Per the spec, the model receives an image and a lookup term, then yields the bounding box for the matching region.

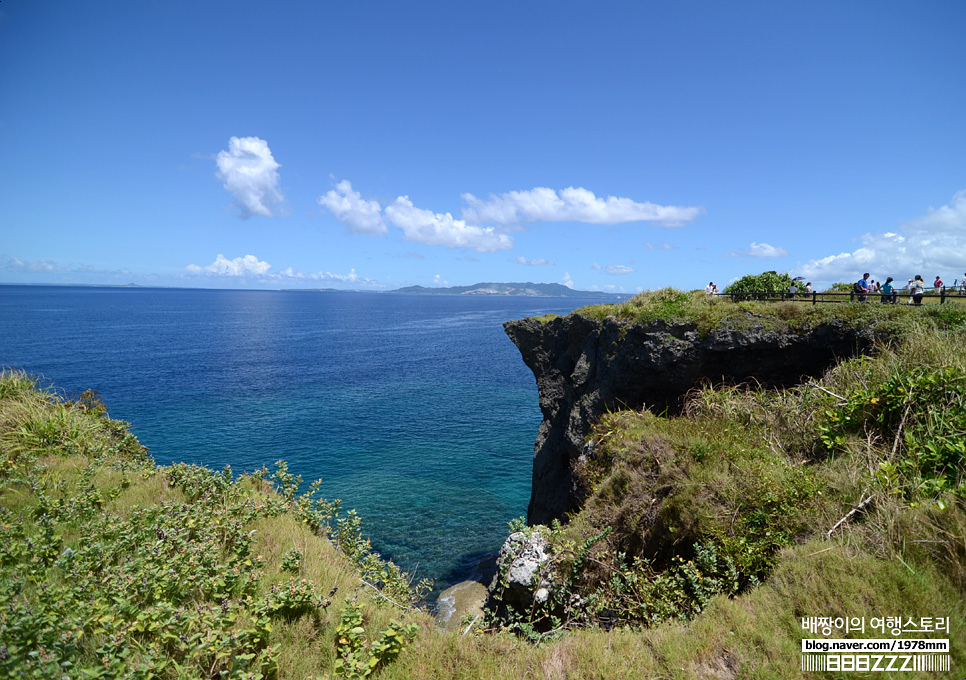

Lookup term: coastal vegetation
[0,373,429,679]
[3,285,966,678]
[575,281,966,337]
[490,323,965,636]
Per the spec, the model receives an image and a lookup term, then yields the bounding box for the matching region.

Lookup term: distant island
[389,282,627,298]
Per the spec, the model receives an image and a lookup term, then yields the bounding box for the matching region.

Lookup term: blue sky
[2,1,964,292]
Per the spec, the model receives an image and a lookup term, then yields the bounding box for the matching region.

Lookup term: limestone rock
[487,530,554,613]
[435,580,487,632]
[505,313,885,524]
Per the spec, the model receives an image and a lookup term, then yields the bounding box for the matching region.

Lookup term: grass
[484,317,966,676]
[3,308,966,678]
[568,286,966,338]
[0,372,432,679]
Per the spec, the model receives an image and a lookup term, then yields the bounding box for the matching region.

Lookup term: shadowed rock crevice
[505,314,885,525]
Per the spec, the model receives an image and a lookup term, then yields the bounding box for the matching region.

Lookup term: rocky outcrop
[505,313,884,525]
[485,530,554,617]
[435,580,488,631]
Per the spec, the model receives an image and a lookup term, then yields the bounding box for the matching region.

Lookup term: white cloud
[279,267,367,285]
[216,136,283,218]
[592,262,635,275]
[187,254,272,276]
[749,242,789,257]
[797,190,966,284]
[461,187,702,226]
[726,242,789,258]
[315,178,699,252]
[186,254,377,287]
[562,272,574,289]
[516,256,556,266]
[645,241,676,251]
[433,274,448,287]
[385,196,513,251]
[1,257,132,276]
[318,180,387,235]
[3,257,68,272]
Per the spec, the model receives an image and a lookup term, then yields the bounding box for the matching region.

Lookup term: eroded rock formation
[505,313,884,525]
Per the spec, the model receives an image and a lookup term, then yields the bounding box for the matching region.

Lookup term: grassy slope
[3,292,966,678]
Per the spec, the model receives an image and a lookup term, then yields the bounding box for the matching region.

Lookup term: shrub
[723,270,795,300]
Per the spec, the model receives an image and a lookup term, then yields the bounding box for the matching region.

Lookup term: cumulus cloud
[216,136,283,218]
[186,254,377,287]
[516,256,556,266]
[318,180,387,235]
[592,262,635,275]
[2,257,69,273]
[461,187,702,227]
[797,190,966,284]
[562,272,574,289]
[317,178,701,252]
[278,267,368,284]
[187,254,272,276]
[2,257,132,276]
[384,196,513,251]
[726,242,789,258]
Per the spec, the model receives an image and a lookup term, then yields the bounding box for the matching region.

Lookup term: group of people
[703,274,964,305]
[853,272,965,305]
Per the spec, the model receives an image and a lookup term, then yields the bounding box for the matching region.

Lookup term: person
[705,281,716,295]
[912,275,926,306]
[854,273,870,302]
[805,282,812,294]
[880,277,896,304]
[934,276,943,293]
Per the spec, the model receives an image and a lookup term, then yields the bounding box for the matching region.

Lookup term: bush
[723,271,795,300]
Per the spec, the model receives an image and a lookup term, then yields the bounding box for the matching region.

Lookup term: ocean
[0,285,605,592]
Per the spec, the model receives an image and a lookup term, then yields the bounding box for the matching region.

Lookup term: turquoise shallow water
[0,286,602,591]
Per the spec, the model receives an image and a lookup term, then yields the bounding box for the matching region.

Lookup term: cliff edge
[505,312,883,525]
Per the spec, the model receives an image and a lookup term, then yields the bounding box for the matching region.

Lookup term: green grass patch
[569,286,966,339]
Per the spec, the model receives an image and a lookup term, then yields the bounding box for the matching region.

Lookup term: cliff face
[504,313,883,525]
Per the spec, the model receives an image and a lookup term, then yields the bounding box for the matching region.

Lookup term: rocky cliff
[504,313,884,525]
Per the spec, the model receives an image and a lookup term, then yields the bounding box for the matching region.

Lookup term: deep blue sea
[0,286,604,592]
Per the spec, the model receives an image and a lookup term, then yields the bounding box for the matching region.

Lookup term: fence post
[812,292,817,305]
[941,286,946,305]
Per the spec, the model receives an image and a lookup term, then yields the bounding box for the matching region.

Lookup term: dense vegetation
[723,271,797,299]
[0,375,428,679]
[3,288,966,678]
[489,323,966,639]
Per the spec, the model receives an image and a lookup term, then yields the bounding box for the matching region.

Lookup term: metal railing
[718,286,966,305]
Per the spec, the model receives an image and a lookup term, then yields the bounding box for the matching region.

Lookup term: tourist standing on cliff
[854,273,870,302]
[912,275,926,305]
[880,277,896,304]
[934,276,944,293]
